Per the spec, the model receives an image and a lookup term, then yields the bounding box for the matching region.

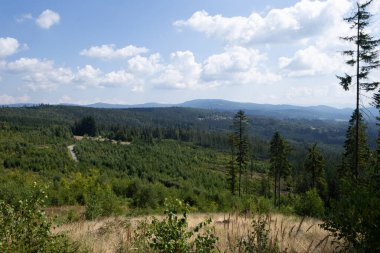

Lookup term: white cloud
[36,9,60,29]
[0,94,30,104]
[0,37,20,58]
[127,53,162,75]
[80,44,148,59]
[5,58,73,90]
[153,51,202,89]
[174,0,352,44]
[278,46,345,77]
[16,13,33,23]
[75,65,136,89]
[203,46,280,85]
[75,65,103,89]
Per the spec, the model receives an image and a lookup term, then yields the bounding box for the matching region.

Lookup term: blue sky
[0,0,379,107]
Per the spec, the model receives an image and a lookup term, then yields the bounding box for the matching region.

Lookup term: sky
[0,0,380,107]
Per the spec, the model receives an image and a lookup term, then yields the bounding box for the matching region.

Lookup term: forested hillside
[0,104,378,252]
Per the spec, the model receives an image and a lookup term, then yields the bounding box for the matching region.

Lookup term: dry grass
[53,212,334,253]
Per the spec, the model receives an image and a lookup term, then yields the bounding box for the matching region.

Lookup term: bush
[85,185,122,220]
[0,183,79,252]
[253,196,272,214]
[295,188,325,217]
[321,177,380,252]
[134,199,218,253]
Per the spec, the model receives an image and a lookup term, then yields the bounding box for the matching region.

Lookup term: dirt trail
[67,145,78,162]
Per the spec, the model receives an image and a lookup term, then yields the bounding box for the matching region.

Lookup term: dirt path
[67,144,78,162]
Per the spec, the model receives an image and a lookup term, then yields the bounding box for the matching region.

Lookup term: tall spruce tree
[269,131,291,207]
[233,110,249,197]
[304,143,327,197]
[340,110,371,180]
[322,2,380,250]
[227,134,236,195]
[337,0,380,180]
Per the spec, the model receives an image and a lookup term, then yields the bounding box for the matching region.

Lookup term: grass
[53,212,334,253]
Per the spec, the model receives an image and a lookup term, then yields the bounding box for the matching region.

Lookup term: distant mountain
[86,102,172,109]
[177,99,370,122]
[0,103,38,108]
[2,99,377,121]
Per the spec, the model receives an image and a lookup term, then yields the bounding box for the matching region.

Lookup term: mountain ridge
[1,99,376,121]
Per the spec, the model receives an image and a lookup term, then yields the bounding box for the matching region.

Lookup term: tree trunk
[355,3,360,180]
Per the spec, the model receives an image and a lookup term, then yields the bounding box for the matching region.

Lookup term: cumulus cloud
[0,94,30,104]
[174,0,351,44]
[127,53,162,75]
[278,46,345,77]
[0,37,20,58]
[75,65,136,89]
[80,44,148,59]
[153,51,201,89]
[36,9,60,29]
[203,46,280,85]
[5,58,73,90]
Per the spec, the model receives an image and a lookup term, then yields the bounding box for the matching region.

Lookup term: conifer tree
[233,110,249,197]
[337,0,380,179]
[304,143,327,197]
[269,131,291,207]
[227,134,236,195]
[340,110,371,180]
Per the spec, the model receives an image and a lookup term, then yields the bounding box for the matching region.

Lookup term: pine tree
[269,131,291,207]
[227,134,236,195]
[304,143,327,197]
[337,0,380,179]
[233,110,249,197]
[340,109,371,181]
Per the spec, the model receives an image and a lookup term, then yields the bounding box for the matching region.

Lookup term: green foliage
[134,199,218,253]
[0,183,79,253]
[73,116,97,137]
[233,110,249,197]
[304,143,327,198]
[337,0,380,93]
[227,134,237,195]
[321,173,380,253]
[269,132,291,207]
[252,196,272,214]
[340,110,371,181]
[85,184,122,220]
[295,189,324,218]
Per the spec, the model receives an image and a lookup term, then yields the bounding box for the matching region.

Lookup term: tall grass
[54,212,334,253]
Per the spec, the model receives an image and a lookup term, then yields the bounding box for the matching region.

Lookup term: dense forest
[0,104,346,209]
[0,101,379,251]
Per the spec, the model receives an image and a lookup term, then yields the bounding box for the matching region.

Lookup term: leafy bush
[252,196,272,214]
[295,188,325,217]
[85,185,122,220]
[321,177,380,252]
[134,199,218,253]
[0,183,79,252]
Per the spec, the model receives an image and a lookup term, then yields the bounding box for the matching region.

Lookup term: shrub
[0,183,79,252]
[253,196,272,214]
[321,177,380,252]
[85,185,122,220]
[295,188,325,217]
[134,199,218,253]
